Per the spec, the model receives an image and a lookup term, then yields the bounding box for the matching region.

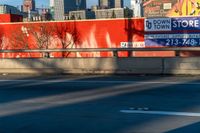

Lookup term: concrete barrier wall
[0,57,199,75]
[163,57,200,75]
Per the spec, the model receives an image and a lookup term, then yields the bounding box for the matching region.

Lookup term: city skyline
[0,0,48,8]
[0,0,100,8]
[0,0,131,8]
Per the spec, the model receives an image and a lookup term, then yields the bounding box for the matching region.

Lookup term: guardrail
[0,48,200,74]
[0,47,199,57]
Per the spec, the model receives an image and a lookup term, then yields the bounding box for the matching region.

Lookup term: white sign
[172,19,199,29]
[120,42,145,48]
[145,18,171,31]
[163,3,172,10]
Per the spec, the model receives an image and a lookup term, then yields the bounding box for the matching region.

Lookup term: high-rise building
[54,0,86,20]
[50,0,54,7]
[124,0,142,17]
[99,0,123,9]
[99,0,109,8]
[110,0,123,8]
[23,0,35,12]
[132,0,142,17]
[50,0,55,20]
[54,0,64,20]
[123,0,133,8]
[0,4,22,15]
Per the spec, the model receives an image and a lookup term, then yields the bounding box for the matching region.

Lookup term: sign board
[121,42,145,48]
[143,0,200,17]
[145,34,200,47]
[145,17,200,32]
[145,17,200,47]
[145,18,171,31]
[143,0,177,17]
[172,17,200,30]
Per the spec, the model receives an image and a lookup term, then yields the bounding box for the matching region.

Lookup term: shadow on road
[0,75,200,133]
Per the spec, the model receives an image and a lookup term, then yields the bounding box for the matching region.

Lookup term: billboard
[145,17,200,47]
[145,18,171,31]
[143,0,200,17]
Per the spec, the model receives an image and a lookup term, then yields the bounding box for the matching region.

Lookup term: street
[0,75,200,133]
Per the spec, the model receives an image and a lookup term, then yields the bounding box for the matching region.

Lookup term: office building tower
[0,4,22,15]
[54,0,86,20]
[99,0,109,8]
[124,0,142,17]
[110,0,123,8]
[23,0,35,12]
[95,8,124,19]
[50,0,55,19]
[99,0,123,9]
[123,0,133,8]
[50,0,54,7]
[54,0,64,20]
[133,0,142,17]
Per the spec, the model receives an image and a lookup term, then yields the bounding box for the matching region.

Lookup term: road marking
[120,110,200,117]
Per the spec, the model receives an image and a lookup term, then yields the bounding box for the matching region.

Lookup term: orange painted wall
[0,14,11,23]
[0,18,174,58]
[0,14,23,23]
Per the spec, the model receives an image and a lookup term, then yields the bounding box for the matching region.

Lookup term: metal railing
[0,47,199,57]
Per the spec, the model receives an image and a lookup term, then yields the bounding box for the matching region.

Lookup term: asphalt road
[0,75,200,133]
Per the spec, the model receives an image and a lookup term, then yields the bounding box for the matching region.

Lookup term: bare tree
[0,27,4,50]
[54,22,80,57]
[7,25,32,58]
[10,25,30,50]
[28,23,55,57]
[0,27,5,58]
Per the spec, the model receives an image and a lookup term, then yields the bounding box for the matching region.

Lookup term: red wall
[10,14,23,22]
[0,18,174,58]
[0,14,23,23]
[0,14,11,23]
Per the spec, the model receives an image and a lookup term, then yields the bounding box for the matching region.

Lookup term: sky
[0,0,99,8]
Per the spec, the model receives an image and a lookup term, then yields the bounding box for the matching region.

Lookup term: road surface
[0,75,200,133]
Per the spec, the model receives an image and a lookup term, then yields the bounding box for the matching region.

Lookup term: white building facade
[124,0,142,17]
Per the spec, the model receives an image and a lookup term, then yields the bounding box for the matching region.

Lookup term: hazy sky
[0,0,99,8]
